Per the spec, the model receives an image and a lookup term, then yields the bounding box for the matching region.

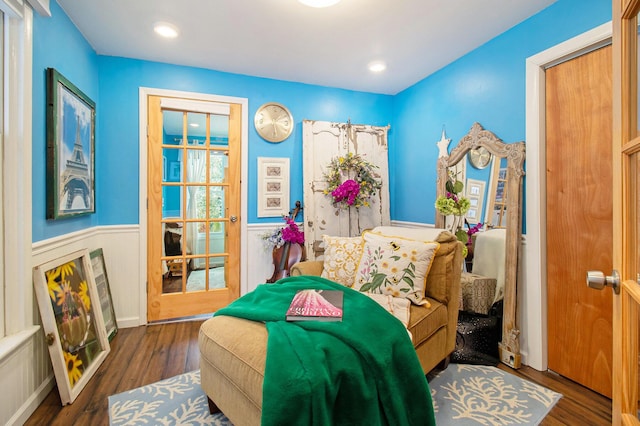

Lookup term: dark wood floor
[25,320,612,426]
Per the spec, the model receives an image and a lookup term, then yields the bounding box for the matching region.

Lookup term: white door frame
[524,22,611,370]
[138,87,249,324]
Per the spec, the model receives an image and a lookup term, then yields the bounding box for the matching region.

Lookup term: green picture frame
[46,67,96,220]
[90,248,118,341]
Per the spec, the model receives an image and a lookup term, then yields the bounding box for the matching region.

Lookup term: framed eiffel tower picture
[46,68,96,220]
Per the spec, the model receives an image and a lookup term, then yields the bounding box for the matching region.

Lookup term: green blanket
[215,275,436,426]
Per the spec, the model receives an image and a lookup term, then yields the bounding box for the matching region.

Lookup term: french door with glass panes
[611,0,640,423]
[147,95,241,321]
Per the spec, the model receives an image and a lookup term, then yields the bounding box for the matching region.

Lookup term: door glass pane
[209,151,228,183]
[211,114,229,147]
[162,221,185,294]
[186,149,206,183]
[184,220,206,258]
[162,147,182,183]
[186,186,207,220]
[163,110,185,145]
[187,112,206,146]
[209,187,225,220]
[186,264,226,292]
[208,222,226,256]
[162,186,183,219]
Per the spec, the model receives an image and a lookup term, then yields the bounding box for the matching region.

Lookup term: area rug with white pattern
[108,365,561,425]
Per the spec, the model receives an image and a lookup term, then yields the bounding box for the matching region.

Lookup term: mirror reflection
[436,122,525,368]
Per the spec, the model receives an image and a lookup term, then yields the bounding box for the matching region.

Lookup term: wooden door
[612,1,640,424]
[302,120,390,260]
[147,95,241,321]
[546,45,614,397]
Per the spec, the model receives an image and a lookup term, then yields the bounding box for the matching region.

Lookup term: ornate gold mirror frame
[436,122,525,368]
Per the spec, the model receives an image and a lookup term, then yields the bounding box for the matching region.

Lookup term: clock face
[469,147,492,169]
[254,103,294,143]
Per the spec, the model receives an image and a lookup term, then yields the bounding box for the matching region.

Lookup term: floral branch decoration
[435,172,474,256]
[261,216,305,251]
[323,152,382,209]
[435,175,471,217]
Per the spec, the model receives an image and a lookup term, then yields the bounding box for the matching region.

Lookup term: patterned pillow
[320,235,364,288]
[354,231,440,305]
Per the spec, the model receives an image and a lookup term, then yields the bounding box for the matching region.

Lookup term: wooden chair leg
[207,397,221,414]
[437,355,450,370]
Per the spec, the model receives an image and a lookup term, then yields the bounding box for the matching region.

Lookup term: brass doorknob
[45,333,55,346]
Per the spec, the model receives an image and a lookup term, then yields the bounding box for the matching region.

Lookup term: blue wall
[32,0,611,242]
[33,0,100,241]
[391,0,611,225]
[96,58,392,227]
[32,2,392,242]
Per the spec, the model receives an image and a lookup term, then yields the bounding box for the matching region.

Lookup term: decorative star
[436,127,451,158]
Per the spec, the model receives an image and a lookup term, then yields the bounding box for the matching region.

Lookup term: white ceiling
[57,0,556,95]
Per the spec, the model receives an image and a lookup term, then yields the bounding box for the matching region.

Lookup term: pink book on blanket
[286,289,343,322]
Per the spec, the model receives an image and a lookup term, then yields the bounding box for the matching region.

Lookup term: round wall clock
[254,102,294,143]
[469,147,492,169]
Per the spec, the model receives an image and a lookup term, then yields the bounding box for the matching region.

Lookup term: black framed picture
[46,68,96,220]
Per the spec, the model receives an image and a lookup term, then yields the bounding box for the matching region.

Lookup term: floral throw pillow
[320,235,364,288]
[354,231,440,305]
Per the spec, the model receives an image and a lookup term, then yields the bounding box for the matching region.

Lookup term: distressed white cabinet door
[302,120,390,260]
[347,123,390,233]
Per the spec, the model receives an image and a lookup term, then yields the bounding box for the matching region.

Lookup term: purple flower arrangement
[465,221,484,246]
[281,216,305,244]
[323,153,381,210]
[330,179,361,206]
[261,216,305,251]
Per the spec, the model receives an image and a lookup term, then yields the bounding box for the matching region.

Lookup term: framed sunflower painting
[33,249,110,405]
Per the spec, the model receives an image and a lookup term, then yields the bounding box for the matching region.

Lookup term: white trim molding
[3,0,33,340]
[25,0,49,16]
[524,21,611,371]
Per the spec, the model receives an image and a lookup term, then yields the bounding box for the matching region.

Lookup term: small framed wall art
[257,157,290,217]
[33,249,110,405]
[46,68,96,220]
[465,178,486,225]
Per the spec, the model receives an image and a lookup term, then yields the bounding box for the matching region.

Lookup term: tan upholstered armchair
[291,226,463,373]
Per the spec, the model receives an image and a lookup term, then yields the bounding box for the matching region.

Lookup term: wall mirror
[436,122,525,368]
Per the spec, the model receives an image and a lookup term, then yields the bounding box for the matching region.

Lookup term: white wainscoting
[246,223,292,293]
[0,327,53,426]
[31,225,143,328]
[1,225,141,424]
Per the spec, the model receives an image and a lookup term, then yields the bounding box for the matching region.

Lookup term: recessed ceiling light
[154,22,179,39]
[189,123,199,128]
[368,61,387,73]
[298,0,341,7]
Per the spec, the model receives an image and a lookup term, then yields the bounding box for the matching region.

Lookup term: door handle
[586,270,620,294]
[230,215,238,223]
